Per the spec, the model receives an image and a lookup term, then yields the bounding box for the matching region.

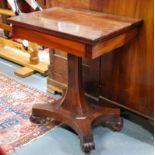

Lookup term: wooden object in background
[48,49,67,93]
[48,50,100,96]
[0,38,48,76]
[9,7,142,152]
[47,0,154,120]
[36,0,46,8]
[0,0,49,77]
[0,0,10,36]
[15,67,34,77]
[0,8,15,16]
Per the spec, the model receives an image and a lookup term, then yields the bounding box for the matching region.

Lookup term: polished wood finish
[12,25,86,57]
[47,0,154,120]
[9,7,142,58]
[91,28,138,59]
[47,0,90,9]
[9,7,142,152]
[9,7,142,44]
[91,0,154,120]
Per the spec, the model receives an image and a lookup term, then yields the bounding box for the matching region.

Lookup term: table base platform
[30,54,123,153]
[30,101,122,152]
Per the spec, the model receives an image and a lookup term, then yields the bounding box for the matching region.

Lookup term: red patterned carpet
[0,73,58,154]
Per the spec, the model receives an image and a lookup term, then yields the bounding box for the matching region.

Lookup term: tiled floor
[0,58,153,155]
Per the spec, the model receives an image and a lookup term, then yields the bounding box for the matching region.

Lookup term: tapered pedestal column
[30,54,123,153]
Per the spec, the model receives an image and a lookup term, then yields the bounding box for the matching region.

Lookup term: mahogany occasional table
[8,7,142,153]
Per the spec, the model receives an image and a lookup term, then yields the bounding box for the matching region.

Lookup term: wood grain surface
[8,7,142,45]
[47,0,153,119]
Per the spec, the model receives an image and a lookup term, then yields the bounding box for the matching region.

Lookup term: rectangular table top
[8,7,142,45]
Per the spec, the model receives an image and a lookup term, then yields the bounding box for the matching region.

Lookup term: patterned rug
[0,73,58,154]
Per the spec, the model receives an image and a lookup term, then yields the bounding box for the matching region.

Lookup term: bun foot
[107,117,123,132]
[111,118,123,131]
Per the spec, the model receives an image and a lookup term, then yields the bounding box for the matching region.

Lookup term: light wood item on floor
[0,1,49,77]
